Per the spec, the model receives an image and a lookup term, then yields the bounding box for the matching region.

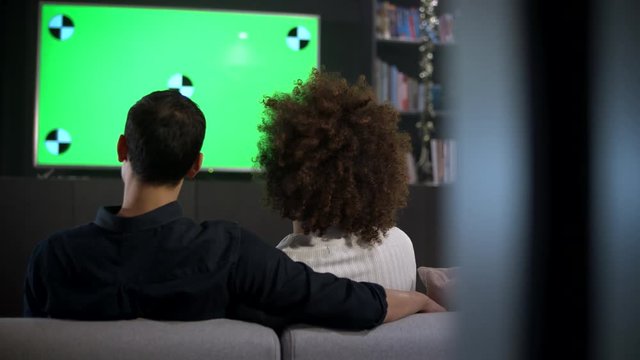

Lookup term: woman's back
[277,227,416,291]
[258,70,415,292]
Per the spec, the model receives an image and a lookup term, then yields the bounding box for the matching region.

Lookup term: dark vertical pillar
[524,0,592,359]
[447,0,530,358]
[592,0,640,359]
[449,0,599,359]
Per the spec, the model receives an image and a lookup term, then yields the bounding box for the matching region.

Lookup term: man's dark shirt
[23,202,387,330]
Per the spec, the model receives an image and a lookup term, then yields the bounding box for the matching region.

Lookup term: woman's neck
[292,220,305,234]
[292,221,345,238]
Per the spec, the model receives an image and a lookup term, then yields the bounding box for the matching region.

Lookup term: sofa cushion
[0,318,280,360]
[280,312,455,360]
[418,266,458,310]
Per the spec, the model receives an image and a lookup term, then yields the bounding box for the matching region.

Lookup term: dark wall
[0,177,445,317]
[0,0,374,177]
[0,0,39,177]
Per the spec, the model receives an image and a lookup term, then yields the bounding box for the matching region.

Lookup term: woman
[257,69,416,290]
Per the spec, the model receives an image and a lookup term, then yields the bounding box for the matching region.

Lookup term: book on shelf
[430,83,443,111]
[425,23,440,45]
[375,2,456,45]
[438,14,455,44]
[430,139,456,185]
[417,82,426,112]
[390,64,398,107]
[407,8,416,39]
[374,58,426,113]
[375,1,421,41]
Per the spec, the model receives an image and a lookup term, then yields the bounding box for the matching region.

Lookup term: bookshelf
[373,0,457,185]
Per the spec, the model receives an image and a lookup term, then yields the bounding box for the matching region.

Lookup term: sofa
[0,313,454,360]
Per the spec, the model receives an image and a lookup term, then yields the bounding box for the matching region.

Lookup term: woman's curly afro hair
[256,69,411,244]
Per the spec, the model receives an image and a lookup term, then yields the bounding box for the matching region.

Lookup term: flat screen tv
[35,2,319,172]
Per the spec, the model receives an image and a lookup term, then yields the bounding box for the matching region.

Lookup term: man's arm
[230,227,442,330]
[23,240,48,317]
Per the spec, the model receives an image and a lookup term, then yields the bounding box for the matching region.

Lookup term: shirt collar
[94,201,183,233]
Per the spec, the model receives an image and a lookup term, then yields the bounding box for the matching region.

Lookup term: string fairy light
[416,0,439,180]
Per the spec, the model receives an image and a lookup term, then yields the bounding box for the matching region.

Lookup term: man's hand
[420,294,446,313]
[383,289,446,323]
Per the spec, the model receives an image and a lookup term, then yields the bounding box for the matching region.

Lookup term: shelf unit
[372,0,457,185]
[376,37,422,45]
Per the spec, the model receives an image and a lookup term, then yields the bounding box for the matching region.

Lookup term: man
[24,90,443,329]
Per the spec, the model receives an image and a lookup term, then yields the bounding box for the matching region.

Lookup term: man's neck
[118,178,182,218]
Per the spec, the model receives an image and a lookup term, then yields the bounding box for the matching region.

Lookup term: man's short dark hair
[125,90,206,185]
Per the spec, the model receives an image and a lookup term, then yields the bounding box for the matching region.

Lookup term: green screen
[36,3,319,171]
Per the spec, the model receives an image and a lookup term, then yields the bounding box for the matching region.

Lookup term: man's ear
[186,153,203,179]
[117,135,128,162]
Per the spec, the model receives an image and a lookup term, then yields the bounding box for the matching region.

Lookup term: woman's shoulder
[276,227,412,251]
[276,233,318,250]
[383,227,413,245]
[378,227,416,257]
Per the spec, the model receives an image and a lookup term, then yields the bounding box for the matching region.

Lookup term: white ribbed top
[276,227,417,291]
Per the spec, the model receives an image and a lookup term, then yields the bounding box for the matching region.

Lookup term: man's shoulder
[44,223,100,245]
[199,219,241,237]
[195,219,254,247]
[28,223,99,261]
[198,220,268,248]
[200,219,239,228]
